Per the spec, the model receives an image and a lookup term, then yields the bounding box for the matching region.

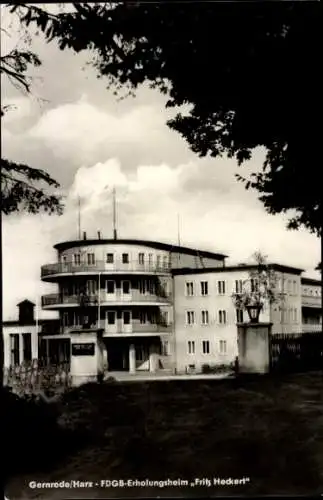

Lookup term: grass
[5,371,323,498]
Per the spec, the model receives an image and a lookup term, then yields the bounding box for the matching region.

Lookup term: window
[136,346,146,362]
[163,255,168,270]
[219,340,227,354]
[235,279,243,294]
[236,309,244,323]
[201,310,209,325]
[106,311,116,325]
[217,281,225,294]
[73,254,81,266]
[161,341,170,356]
[123,311,131,325]
[186,282,194,296]
[122,281,130,294]
[219,310,227,324]
[106,253,114,264]
[161,311,169,325]
[61,255,67,264]
[188,341,195,354]
[156,255,161,269]
[63,312,69,327]
[201,281,209,296]
[10,334,20,366]
[202,340,210,354]
[106,280,115,294]
[186,311,195,325]
[148,253,153,268]
[294,308,297,322]
[22,333,32,362]
[138,253,145,265]
[139,311,147,324]
[87,253,95,265]
[250,279,259,292]
[122,253,129,264]
[293,280,297,294]
[139,279,146,294]
[86,280,97,295]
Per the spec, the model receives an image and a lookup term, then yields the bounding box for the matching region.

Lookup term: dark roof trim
[301,277,322,286]
[53,239,227,260]
[172,263,304,276]
[3,319,59,326]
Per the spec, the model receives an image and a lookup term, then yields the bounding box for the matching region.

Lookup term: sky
[1,4,321,320]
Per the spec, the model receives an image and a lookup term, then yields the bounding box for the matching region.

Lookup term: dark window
[122,281,130,294]
[107,280,115,294]
[10,334,20,366]
[123,311,131,324]
[106,253,114,263]
[87,253,95,265]
[138,253,145,265]
[107,311,116,325]
[22,333,32,362]
[202,340,210,354]
[122,253,129,264]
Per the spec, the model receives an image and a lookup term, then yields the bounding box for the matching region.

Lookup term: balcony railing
[41,260,171,278]
[60,321,172,335]
[301,294,321,308]
[42,290,172,307]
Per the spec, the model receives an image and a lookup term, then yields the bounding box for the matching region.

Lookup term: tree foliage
[8,1,321,235]
[1,27,63,216]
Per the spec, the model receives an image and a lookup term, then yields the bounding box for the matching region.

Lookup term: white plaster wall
[3,325,38,368]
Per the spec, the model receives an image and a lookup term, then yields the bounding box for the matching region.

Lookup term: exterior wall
[170,252,225,270]
[301,280,322,331]
[3,325,38,368]
[173,268,304,373]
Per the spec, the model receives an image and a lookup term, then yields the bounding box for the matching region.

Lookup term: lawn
[5,371,323,498]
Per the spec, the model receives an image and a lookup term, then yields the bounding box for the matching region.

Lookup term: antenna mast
[78,196,81,239]
[113,187,117,240]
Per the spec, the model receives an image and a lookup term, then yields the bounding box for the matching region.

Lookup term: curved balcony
[41,322,172,337]
[41,260,171,280]
[42,290,172,309]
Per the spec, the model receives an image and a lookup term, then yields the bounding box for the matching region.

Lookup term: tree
[1,29,64,215]
[7,1,321,236]
[232,252,281,321]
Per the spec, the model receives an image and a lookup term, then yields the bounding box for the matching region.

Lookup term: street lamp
[245,304,263,323]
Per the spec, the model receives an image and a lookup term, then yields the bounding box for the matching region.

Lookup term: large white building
[3,236,322,374]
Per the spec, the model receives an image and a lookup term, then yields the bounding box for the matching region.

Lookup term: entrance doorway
[106,340,129,371]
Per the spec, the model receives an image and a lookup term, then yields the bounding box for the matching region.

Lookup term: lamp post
[245,303,263,323]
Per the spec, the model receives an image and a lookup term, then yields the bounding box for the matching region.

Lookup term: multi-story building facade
[3,236,321,374]
[39,236,226,373]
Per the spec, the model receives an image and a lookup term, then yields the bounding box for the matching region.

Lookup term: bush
[201,364,232,374]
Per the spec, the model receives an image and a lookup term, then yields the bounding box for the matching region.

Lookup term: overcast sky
[1,5,320,320]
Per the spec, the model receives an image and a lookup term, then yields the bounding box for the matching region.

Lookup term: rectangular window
[235,279,243,294]
[122,253,129,264]
[161,341,170,356]
[156,255,161,269]
[161,311,169,325]
[188,340,195,354]
[106,253,114,264]
[219,310,227,324]
[63,311,69,327]
[250,279,259,293]
[186,282,194,296]
[219,340,227,354]
[138,253,145,265]
[87,253,95,265]
[163,255,168,270]
[236,309,244,323]
[148,253,153,268]
[22,333,32,362]
[122,281,130,294]
[139,279,146,294]
[106,311,116,325]
[201,310,209,325]
[139,311,147,324]
[86,280,97,295]
[202,340,210,354]
[123,311,131,325]
[10,334,20,366]
[186,311,195,325]
[136,346,145,362]
[217,280,226,294]
[106,280,115,294]
[73,254,81,266]
[201,281,208,296]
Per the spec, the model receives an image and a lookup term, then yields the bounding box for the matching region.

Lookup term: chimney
[98,231,101,240]
[18,300,35,325]
[113,229,117,240]
[83,231,87,240]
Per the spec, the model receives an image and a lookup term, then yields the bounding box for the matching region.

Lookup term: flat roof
[301,277,322,286]
[53,238,227,260]
[173,263,304,276]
